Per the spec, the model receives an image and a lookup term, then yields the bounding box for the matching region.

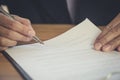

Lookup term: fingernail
[102,44,111,52]
[94,42,102,51]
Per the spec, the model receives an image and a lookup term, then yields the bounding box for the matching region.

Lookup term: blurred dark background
[0,0,120,26]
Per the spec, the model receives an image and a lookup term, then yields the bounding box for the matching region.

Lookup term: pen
[0,6,44,44]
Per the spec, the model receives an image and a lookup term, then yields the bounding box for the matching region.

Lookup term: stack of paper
[6,19,120,80]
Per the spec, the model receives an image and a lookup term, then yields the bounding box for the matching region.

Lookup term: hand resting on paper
[0,13,35,51]
[94,13,120,52]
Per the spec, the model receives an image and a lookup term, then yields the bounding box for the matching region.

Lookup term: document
[5,19,120,80]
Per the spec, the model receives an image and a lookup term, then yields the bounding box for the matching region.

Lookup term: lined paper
[6,19,120,80]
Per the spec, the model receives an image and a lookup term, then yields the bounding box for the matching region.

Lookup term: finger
[102,36,120,52]
[0,47,8,51]
[96,21,120,42]
[96,25,112,41]
[94,23,120,50]
[0,25,32,41]
[12,15,36,35]
[12,15,31,26]
[0,13,35,37]
[95,13,120,41]
[0,36,17,47]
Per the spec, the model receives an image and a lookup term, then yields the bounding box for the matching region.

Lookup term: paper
[6,19,120,80]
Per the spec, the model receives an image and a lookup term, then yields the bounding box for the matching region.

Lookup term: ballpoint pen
[0,6,44,44]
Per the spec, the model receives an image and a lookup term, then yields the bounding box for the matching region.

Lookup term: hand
[94,13,120,52]
[0,13,35,51]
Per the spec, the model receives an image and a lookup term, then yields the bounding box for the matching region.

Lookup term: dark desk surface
[0,24,104,80]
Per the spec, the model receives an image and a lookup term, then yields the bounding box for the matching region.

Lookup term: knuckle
[6,30,15,37]
[26,19,31,24]
[99,37,108,45]
[110,28,116,33]
[20,26,30,36]
[21,27,29,34]
[24,18,31,24]
[8,20,18,28]
[111,24,120,34]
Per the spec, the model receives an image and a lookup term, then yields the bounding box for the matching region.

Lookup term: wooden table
[0,24,74,80]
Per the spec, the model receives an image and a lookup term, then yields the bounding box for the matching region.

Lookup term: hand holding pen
[0,6,43,51]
